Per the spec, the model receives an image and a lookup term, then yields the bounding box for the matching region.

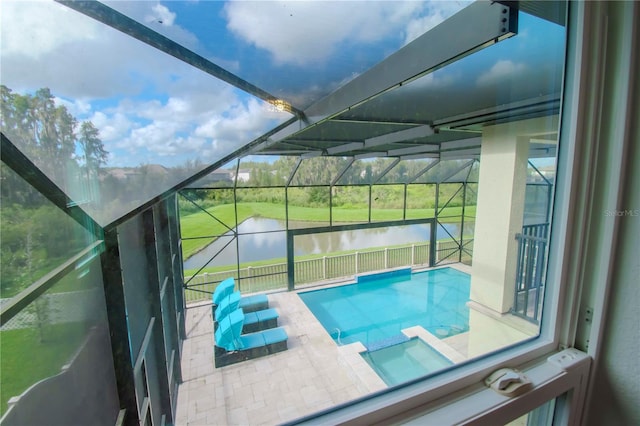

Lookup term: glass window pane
[1,254,117,422]
[0,0,292,227]
[174,3,568,424]
[186,161,237,188]
[507,398,557,426]
[0,162,96,299]
[102,1,470,109]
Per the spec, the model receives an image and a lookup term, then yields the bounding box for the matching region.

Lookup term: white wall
[585,104,639,425]
[584,2,640,423]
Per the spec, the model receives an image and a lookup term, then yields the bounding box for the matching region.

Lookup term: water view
[183,218,471,270]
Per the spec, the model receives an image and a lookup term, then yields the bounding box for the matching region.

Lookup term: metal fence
[184,240,471,304]
[513,223,549,323]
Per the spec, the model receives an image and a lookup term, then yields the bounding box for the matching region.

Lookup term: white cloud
[223,1,472,67]
[121,120,182,151]
[90,111,137,144]
[476,60,528,87]
[403,1,472,45]
[224,1,424,66]
[1,0,275,166]
[0,0,100,59]
[195,98,283,142]
[145,4,176,26]
[404,69,458,91]
[87,88,287,164]
[103,0,200,49]
[0,0,211,100]
[54,97,92,117]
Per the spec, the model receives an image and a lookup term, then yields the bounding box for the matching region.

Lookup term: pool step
[366,334,410,352]
[403,341,452,372]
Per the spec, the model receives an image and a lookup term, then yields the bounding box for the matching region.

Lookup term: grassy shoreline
[181,202,475,275]
[181,202,476,257]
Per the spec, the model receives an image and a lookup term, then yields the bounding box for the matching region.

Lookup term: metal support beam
[355,152,387,160]
[142,209,173,424]
[101,229,138,426]
[331,158,356,186]
[410,160,440,184]
[286,231,295,291]
[388,144,439,157]
[440,137,482,150]
[364,125,435,148]
[286,158,303,186]
[429,218,437,267]
[300,151,323,159]
[269,1,517,144]
[326,142,365,155]
[374,158,401,184]
[0,241,103,325]
[439,160,476,183]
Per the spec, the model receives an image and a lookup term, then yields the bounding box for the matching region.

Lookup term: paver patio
[175,289,388,425]
[175,266,485,425]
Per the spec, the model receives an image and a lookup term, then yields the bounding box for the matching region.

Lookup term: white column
[470,121,531,314]
[467,116,558,358]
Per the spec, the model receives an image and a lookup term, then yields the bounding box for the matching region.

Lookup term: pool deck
[175,265,472,425]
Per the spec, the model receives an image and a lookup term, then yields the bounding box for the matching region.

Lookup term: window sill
[290,339,576,425]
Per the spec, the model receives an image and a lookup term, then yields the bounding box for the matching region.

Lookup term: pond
[183,217,471,270]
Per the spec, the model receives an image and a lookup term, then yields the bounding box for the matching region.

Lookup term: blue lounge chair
[215,292,279,333]
[214,308,288,368]
[211,277,269,315]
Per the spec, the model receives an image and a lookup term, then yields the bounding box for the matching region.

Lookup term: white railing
[184,240,471,303]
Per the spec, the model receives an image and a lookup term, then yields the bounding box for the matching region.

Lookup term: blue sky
[1,1,563,170]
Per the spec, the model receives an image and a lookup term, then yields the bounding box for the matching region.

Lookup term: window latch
[484,368,532,397]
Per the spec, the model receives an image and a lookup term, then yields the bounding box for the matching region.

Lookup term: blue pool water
[298,267,470,349]
[361,338,453,386]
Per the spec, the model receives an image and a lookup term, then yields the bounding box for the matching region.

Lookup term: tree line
[1,86,108,186]
[180,156,478,213]
[1,86,110,297]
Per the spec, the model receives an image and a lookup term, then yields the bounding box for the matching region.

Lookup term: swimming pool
[298,267,470,349]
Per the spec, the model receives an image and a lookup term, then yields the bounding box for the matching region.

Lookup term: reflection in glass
[0,256,110,417]
[102,1,470,109]
[0,0,292,227]
[0,162,96,298]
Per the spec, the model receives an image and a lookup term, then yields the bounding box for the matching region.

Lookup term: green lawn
[180,202,476,259]
[0,323,87,416]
